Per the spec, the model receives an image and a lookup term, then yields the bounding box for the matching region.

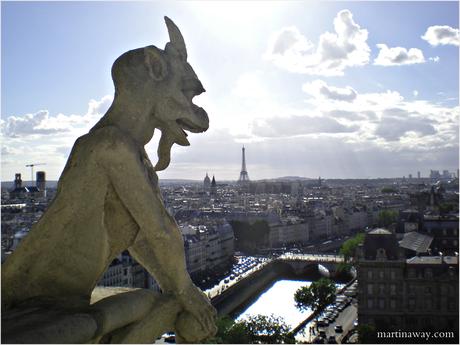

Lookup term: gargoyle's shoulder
[73,126,138,163]
[85,126,136,149]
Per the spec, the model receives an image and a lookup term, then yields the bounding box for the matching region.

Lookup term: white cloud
[1,95,112,139]
[1,110,68,138]
[413,90,419,97]
[422,25,460,46]
[297,79,459,152]
[374,44,425,66]
[265,9,370,76]
[1,95,113,180]
[429,56,440,62]
[87,95,113,118]
[302,80,357,101]
[270,26,314,56]
[251,115,358,138]
[375,110,436,141]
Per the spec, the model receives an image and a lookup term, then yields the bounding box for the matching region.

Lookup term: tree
[381,187,397,194]
[335,262,354,281]
[205,316,250,344]
[377,210,398,227]
[357,324,377,344]
[241,314,295,344]
[294,278,336,315]
[230,220,270,253]
[439,202,458,215]
[339,232,365,262]
[207,315,294,344]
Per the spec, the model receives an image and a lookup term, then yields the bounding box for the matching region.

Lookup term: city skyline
[2,1,459,181]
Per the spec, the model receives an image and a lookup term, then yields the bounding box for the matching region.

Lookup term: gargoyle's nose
[197,81,205,95]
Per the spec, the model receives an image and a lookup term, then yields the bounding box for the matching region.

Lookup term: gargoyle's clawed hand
[175,284,217,342]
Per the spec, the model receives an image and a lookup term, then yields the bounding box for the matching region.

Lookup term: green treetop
[294,278,336,315]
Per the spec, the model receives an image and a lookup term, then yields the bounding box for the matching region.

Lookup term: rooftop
[399,231,433,253]
[406,256,458,265]
[368,228,392,235]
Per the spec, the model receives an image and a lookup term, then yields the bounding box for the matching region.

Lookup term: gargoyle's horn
[164,16,187,60]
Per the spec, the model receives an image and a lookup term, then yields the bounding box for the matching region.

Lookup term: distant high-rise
[36,171,46,191]
[430,170,441,179]
[14,174,22,189]
[417,171,421,179]
[238,146,250,184]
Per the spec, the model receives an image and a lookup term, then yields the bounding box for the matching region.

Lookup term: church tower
[203,172,211,190]
[211,175,217,196]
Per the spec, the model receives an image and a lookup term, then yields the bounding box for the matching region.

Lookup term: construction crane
[25,163,46,184]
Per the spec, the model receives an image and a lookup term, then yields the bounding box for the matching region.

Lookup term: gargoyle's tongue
[154,131,175,171]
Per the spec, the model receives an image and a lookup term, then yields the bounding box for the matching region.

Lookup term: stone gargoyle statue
[2,17,217,344]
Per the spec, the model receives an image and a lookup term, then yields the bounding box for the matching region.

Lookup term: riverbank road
[205,254,343,300]
[278,253,344,263]
[297,300,357,344]
[295,301,357,343]
[323,302,357,343]
[205,257,271,299]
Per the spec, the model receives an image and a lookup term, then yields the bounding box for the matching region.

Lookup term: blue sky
[2,1,459,181]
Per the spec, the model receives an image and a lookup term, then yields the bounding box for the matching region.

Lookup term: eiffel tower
[238,146,250,184]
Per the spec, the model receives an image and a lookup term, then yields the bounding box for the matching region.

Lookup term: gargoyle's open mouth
[176,106,208,134]
[178,78,209,133]
[166,78,209,147]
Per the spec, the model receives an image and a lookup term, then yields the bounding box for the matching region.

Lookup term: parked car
[336,295,346,303]
[317,318,329,327]
[313,336,325,344]
[335,325,343,333]
[164,335,175,343]
[324,313,335,322]
[327,335,338,344]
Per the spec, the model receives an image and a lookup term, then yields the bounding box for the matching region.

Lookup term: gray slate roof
[399,231,433,253]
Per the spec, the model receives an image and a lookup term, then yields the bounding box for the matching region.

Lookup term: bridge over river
[207,253,345,316]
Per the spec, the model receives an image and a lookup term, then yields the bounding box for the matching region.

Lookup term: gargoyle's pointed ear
[164,16,187,60]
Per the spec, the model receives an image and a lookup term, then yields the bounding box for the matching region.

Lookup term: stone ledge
[2,287,181,344]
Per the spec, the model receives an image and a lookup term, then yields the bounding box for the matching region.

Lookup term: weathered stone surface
[2,306,98,344]
[1,16,216,344]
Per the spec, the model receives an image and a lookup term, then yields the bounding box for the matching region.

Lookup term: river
[236,279,313,328]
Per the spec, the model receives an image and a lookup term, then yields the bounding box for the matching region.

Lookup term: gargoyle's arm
[98,127,193,294]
